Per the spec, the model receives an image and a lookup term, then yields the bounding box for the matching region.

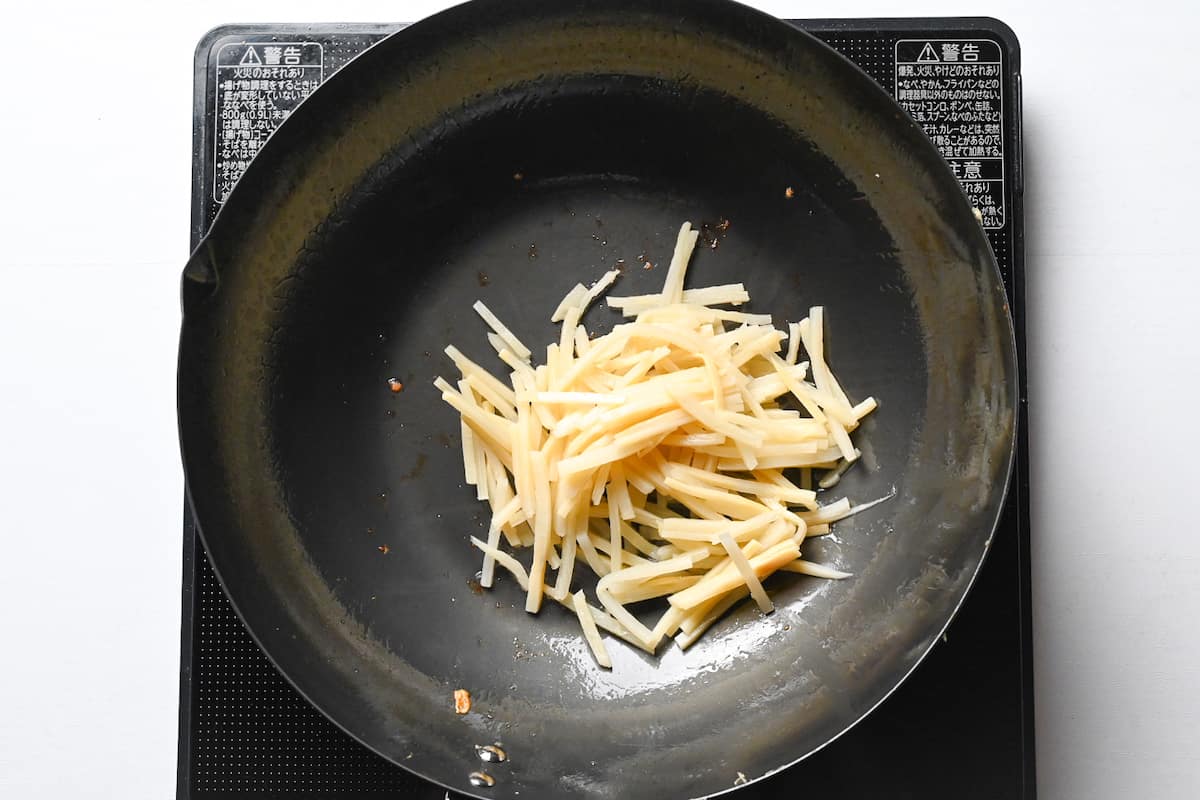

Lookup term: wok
[178,1,1018,797]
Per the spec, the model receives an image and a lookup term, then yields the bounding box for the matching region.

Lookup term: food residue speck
[454,689,472,714]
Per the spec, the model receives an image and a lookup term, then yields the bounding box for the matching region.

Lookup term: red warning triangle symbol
[239,46,262,66]
[916,42,940,63]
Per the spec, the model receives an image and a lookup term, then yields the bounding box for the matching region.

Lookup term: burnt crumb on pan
[698,218,732,250]
[642,261,654,270]
[388,377,404,393]
[454,688,472,714]
[614,258,626,272]
[528,244,538,259]
[785,186,795,199]
[366,526,375,535]
[377,544,390,554]
[477,271,490,287]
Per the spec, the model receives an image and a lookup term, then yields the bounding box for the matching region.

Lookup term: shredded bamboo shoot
[436,222,881,668]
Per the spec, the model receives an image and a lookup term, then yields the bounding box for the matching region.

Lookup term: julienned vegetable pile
[435,222,880,668]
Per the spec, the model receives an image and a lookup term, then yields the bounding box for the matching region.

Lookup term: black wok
[178,1,1018,797]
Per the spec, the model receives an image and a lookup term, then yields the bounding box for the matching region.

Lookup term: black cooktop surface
[179,18,1032,800]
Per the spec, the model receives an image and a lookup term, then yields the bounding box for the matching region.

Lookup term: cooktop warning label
[895,39,1005,229]
[213,42,323,202]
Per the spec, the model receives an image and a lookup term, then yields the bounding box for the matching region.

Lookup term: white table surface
[1,1,1197,797]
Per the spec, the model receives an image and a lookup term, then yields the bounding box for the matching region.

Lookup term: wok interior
[250,75,1010,790]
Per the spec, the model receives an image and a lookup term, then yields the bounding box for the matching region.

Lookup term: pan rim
[178,1,1020,796]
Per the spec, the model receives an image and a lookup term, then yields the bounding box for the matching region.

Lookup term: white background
[1,0,1197,797]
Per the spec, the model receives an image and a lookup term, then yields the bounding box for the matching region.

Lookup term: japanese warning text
[895,39,1005,229]
[214,42,324,202]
